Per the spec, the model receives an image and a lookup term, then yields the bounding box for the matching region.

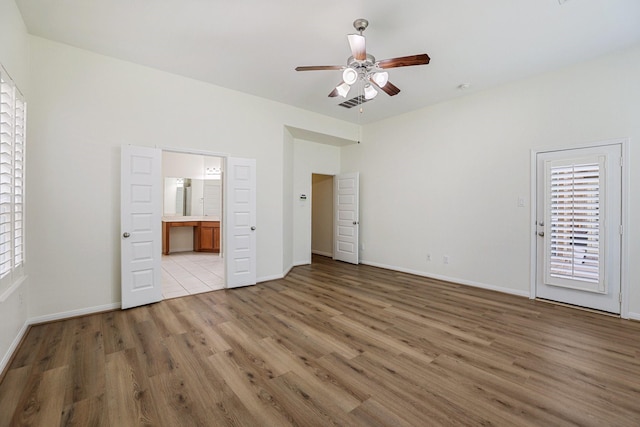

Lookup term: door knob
[538,232,544,237]
[123,232,131,238]
[250,226,256,231]
[352,221,359,225]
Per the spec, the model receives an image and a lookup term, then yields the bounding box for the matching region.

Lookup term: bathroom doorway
[161,151,225,299]
[311,174,334,259]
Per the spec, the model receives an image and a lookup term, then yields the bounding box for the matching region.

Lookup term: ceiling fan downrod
[353,18,368,35]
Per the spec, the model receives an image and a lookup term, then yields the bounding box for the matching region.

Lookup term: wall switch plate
[518,196,525,208]
[443,255,450,264]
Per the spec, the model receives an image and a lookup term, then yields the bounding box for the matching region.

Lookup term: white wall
[292,140,341,265]
[0,0,29,372]
[341,45,640,317]
[26,36,357,319]
[282,128,294,274]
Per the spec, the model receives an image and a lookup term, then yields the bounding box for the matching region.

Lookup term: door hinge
[619,224,623,235]
[619,293,622,304]
[620,156,623,168]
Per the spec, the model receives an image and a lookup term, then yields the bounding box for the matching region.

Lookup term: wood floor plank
[131,319,175,378]
[64,327,105,405]
[0,366,30,427]
[8,325,46,370]
[147,372,212,426]
[267,370,356,426]
[10,366,68,426]
[104,348,159,426]
[1,254,640,425]
[208,350,296,427]
[101,310,137,355]
[315,352,451,426]
[60,395,108,427]
[349,398,414,427]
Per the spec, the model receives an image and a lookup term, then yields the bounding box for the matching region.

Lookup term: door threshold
[535,298,620,318]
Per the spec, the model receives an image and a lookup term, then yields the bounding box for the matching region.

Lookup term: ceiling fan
[295,19,430,101]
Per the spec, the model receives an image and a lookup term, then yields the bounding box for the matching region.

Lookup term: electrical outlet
[426,253,431,262]
[359,243,364,251]
[443,255,450,264]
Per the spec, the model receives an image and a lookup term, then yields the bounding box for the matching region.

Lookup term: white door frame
[160,145,229,277]
[529,138,630,318]
[309,173,335,260]
[144,146,229,289]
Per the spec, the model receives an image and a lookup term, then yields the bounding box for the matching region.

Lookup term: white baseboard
[257,273,285,283]
[28,302,121,326]
[293,260,310,267]
[0,320,29,376]
[360,260,530,298]
[282,264,294,278]
[311,250,333,258]
[627,312,640,321]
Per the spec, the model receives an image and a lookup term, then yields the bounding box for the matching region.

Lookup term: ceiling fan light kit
[342,67,359,85]
[336,82,351,98]
[372,71,389,88]
[364,84,378,100]
[295,18,430,106]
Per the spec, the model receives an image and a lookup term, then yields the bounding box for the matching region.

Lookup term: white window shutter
[544,156,606,293]
[0,65,26,294]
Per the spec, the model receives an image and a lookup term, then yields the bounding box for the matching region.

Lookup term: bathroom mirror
[163,177,222,217]
[162,151,223,218]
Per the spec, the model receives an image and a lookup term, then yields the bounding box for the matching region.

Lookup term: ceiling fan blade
[347,34,367,61]
[377,54,430,69]
[328,86,339,97]
[370,78,401,96]
[295,65,343,71]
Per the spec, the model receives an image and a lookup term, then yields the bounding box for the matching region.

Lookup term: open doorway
[161,151,225,299]
[311,174,334,259]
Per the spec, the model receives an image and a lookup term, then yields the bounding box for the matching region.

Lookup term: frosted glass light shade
[336,82,351,98]
[342,67,358,85]
[364,84,378,100]
[372,71,389,88]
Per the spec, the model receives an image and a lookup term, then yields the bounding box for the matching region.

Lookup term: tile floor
[161,251,225,299]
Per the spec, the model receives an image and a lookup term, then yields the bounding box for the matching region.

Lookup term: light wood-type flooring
[2,255,640,426]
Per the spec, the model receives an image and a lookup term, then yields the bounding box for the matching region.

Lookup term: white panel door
[536,144,622,313]
[334,172,359,264]
[225,157,257,288]
[121,145,162,309]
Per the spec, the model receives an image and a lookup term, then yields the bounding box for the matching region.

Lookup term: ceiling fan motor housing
[353,18,369,33]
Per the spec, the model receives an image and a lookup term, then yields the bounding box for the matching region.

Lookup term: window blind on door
[546,159,605,291]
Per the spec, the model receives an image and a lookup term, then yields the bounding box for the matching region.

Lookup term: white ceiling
[14,0,640,124]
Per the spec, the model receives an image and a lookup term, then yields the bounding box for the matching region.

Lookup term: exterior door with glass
[535,144,622,313]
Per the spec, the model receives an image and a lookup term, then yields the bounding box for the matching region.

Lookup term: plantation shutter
[0,65,26,293]
[0,71,14,279]
[14,92,25,269]
[544,156,606,293]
